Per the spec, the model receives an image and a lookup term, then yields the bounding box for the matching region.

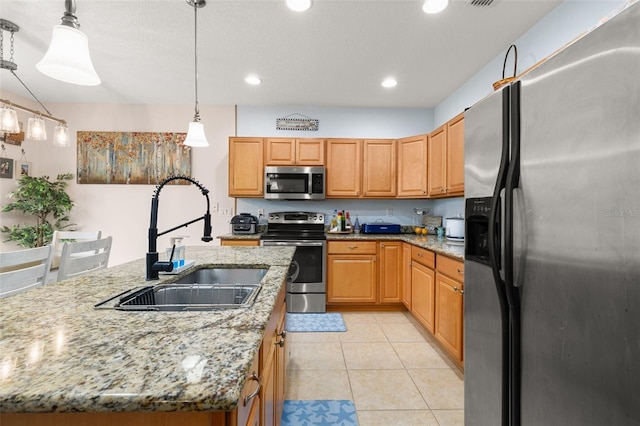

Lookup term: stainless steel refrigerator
[463,2,640,425]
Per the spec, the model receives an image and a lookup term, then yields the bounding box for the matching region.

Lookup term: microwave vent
[467,0,495,6]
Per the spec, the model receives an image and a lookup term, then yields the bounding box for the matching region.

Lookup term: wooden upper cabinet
[428,125,447,197]
[326,139,361,198]
[265,138,325,166]
[362,139,396,197]
[446,113,465,196]
[428,112,465,198]
[296,139,325,165]
[229,137,264,197]
[397,134,428,198]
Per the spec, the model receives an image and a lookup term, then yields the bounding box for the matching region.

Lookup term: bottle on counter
[330,210,338,230]
[337,211,343,231]
[353,215,360,233]
[341,210,346,231]
[345,211,352,232]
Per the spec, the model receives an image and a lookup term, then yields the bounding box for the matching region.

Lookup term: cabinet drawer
[411,246,435,268]
[437,255,464,282]
[328,241,377,255]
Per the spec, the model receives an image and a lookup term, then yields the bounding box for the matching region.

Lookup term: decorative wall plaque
[276,113,319,131]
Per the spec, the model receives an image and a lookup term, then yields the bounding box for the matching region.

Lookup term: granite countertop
[0,246,295,414]
[218,232,464,261]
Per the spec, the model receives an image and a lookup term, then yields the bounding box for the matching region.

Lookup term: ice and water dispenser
[465,197,498,267]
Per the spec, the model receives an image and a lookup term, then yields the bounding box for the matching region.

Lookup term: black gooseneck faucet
[146,175,213,280]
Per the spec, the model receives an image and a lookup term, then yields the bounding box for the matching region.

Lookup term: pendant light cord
[193,2,200,121]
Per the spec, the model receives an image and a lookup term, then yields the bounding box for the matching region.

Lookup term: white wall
[434,0,628,126]
[0,88,236,267]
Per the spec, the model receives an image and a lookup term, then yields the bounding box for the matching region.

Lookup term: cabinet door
[229,137,264,197]
[379,241,402,303]
[296,139,325,165]
[275,302,287,426]
[435,272,464,363]
[326,139,361,197]
[402,243,412,309]
[428,125,447,197]
[446,113,465,196]
[327,255,376,303]
[411,261,435,333]
[237,355,260,426]
[260,352,276,426]
[397,135,428,197]
[362,139,396,197]
[265,138,295,165]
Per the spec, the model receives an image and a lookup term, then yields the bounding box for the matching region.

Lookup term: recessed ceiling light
[245,75,262,85]
[287,0,312,12]
[381,78,398,88]
[423,0,449,14]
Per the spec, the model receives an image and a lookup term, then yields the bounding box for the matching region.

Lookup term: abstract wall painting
[76,131,191,185]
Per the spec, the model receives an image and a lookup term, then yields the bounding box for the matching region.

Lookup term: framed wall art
[16,160,32,178]
[0,157,14,179]
[76,131,191,185]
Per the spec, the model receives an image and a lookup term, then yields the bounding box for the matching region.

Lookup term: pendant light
[423,0,449,14]
[0,103,19,133]
[27,115,47,141]
[53,122,70,147]
[36,0,101,86]
[184,0,209,148]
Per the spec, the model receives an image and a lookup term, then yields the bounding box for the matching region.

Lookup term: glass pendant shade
[184,121,209,147]
[27,116,47,141]
[0,105,19,133]
[53,122,70,147]
[36,25,101,86]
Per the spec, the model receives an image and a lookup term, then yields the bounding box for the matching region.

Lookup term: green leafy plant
[1,173,75,248]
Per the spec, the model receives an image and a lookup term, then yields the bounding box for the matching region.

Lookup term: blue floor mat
[286,313,347,332]
[282,400,358,426]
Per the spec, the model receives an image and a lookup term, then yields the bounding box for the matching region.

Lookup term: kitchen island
[0,246,295,425]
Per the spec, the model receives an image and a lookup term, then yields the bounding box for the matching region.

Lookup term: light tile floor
[286,311,464,426]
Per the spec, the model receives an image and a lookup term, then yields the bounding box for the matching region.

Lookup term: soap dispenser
[170,236,187,268]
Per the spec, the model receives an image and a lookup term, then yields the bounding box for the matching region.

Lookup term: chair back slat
[0,245,53,298]
[57,236,112,282]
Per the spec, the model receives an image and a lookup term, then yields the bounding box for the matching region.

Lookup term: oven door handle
[261,240,325,247]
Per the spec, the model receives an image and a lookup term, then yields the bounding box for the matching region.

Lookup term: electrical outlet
[212,202,219,213]
[258,208,264,216]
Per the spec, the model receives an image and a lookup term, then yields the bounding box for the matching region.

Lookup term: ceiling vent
[467,0,495,6]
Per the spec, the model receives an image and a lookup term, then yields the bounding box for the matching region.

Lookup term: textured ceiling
[0,0,563,108]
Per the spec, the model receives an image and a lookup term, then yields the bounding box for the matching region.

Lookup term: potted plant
[1,173,75,248]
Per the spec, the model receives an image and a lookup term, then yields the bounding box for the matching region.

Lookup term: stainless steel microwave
[264,166,325,200]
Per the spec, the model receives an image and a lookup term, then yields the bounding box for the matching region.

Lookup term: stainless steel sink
[95,267,268,311]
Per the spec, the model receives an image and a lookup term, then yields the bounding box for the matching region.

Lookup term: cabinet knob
[457,268,464,275]
[460,289,464,295]
[278,330,287,339]
[275,339,285,348]
[348,245,358,249]
[453,286,459,292]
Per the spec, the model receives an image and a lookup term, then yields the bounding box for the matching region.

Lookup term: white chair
[57,236,113,282]
[50,230,102,267]
[0,245,54,298]
[48,230,101,283]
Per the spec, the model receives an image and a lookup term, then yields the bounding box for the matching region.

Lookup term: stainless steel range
[260,211,326,313]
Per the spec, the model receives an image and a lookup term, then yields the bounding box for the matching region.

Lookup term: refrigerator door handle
[487,85,512,426]
[505,79,523,426]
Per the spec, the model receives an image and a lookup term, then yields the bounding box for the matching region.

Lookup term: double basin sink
[97,267,268,311]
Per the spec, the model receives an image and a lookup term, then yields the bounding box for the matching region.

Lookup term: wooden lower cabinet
[401,243,412,309]
[221,240,261,247]
[379,241,402,303]
[434,255,465,366]
[411,261,436,333]
[327,241,403,307]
